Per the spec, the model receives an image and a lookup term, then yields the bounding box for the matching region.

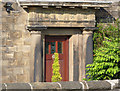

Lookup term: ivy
[85,20,120,80]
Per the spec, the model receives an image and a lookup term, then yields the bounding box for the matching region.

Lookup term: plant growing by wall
[85,20,120,80]
[51,53,62,82]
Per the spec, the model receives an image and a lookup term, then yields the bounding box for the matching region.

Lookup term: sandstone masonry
[1,0,120,83]
[2,1,31,83]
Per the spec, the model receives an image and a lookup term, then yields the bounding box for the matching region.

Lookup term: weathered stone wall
[2,1,31,83]
[1,0,120,83]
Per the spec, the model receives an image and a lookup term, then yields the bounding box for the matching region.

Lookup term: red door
[45,36,69,82]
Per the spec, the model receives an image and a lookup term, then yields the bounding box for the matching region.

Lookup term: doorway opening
[45,36,69,82]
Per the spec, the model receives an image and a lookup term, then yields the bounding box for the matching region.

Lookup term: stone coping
[1,0,113,9]
[18,0,112,8]
[19,0,112,3]
[2,79,120,90]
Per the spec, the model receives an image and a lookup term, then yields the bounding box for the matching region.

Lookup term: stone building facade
[1,0,119,83]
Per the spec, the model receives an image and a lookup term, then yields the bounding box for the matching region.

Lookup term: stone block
[14,51,22,59]
[15,13,28,24]
[111,7,119,12]
[13,39,23,45]
[6,83,31,90]
[10,30,22,39]
[8,47,16,52]
[2,67,8,76]
[22,46,30,52]
[9,60,17,66]
[24,38,31,45]
[59,81,82,89]
[3,52,14,59]
[6,39,13,47]
[14,24,25,31]
[2,60,9,66]
[2,46,15,53]
[22,33,31,39]
[6,17,14,23]
[2,32,9,39]
[6,68,13,75]
[2,17,7,23]
[2,38,7,46]
[111,11,119,19]
[13,67,23,75]
[22,52,30,58]
[15,46,23,52]
[2,47,7,51]
[86,80,111,90]
[2,76,9,83]
[17,59,29,66]
[2,22,13,31]
[107,79,120,89]
[16,74,28,82]
[6,52,14,58]
[112,2,119,6]
[2,38,13,47]
[14,52,22,60]
[31,82,60,89]
[2,8,6,13]
[2,52,14,60]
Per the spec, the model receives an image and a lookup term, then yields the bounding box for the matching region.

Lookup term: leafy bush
[51,53,62,82]
[85,20,120,80]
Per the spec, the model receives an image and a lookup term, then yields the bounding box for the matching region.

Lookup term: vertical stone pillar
[78,34,83,81]
[73,34,79,81]
[69,36,74,81]
[69,33,82,81]
[82,31,93,79]
[30,31,43,82]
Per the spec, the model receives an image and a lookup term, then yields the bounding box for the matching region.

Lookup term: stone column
[82,31,93,79]
[73,34,79,81]
[78,34,83,81]
[30,31,43,82]
[69,33,82,81]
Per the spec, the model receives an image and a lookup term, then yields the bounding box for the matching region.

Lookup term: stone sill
[2,79,120,90]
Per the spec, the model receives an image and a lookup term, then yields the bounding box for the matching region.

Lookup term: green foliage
[93,21,119,50]
[51,53,62,82]
[85,20,120,80]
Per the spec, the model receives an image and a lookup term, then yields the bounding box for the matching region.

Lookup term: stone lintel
[27,25,47,31]
[27,26,98,32]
